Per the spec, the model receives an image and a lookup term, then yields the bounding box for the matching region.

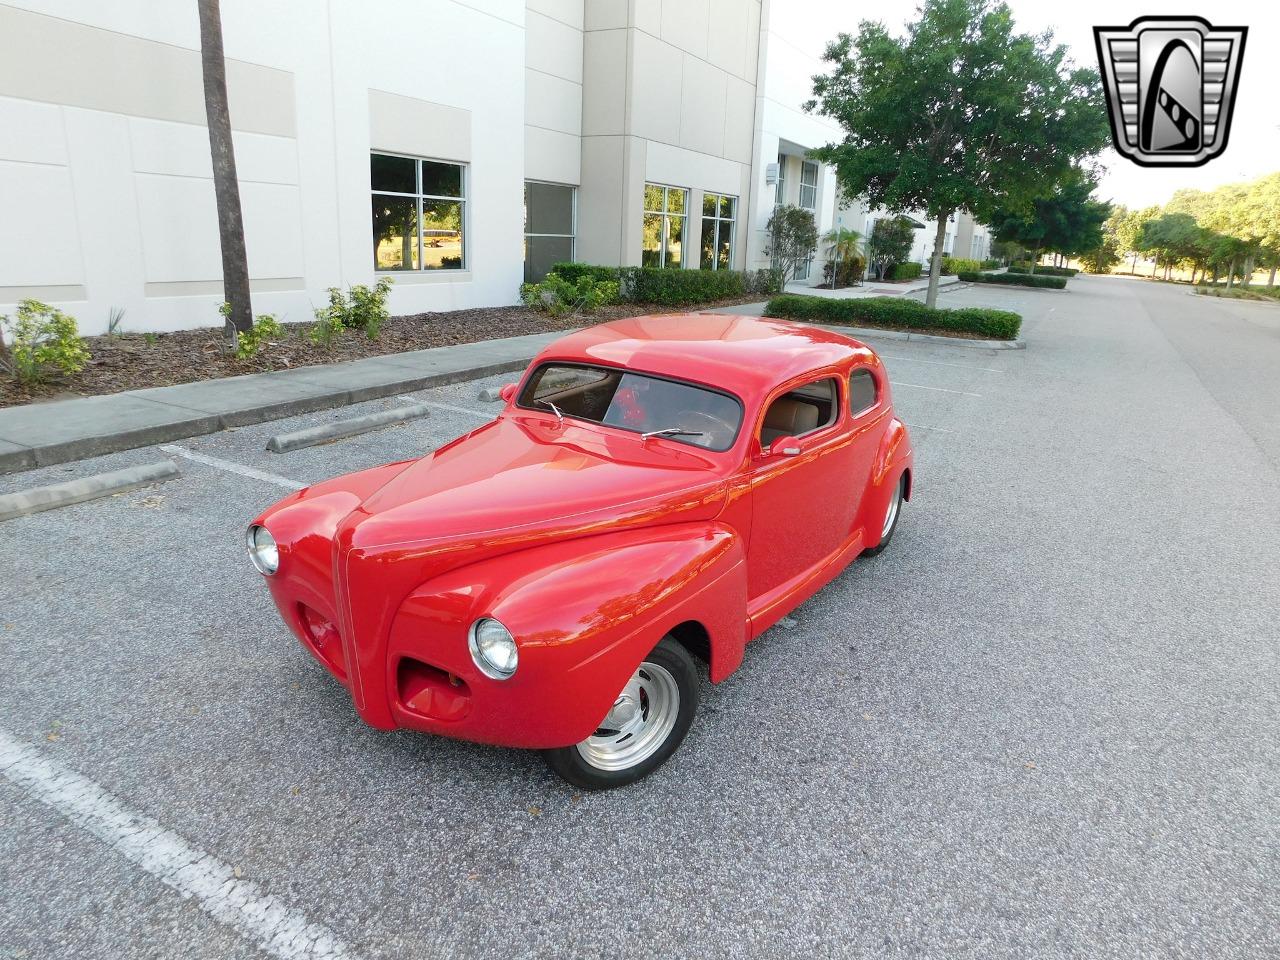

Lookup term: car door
[746,374,859,602]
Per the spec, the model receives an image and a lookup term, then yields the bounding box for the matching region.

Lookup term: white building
[0,0,986,336]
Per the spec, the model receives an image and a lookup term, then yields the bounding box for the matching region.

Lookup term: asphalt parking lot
[3,276,1278,959]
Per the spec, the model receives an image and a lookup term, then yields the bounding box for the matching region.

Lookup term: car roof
[534,313,875,399]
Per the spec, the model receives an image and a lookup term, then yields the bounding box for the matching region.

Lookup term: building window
[774,152,787,206]
[642,183,687,269]
[371,153,466,271]
[700,193,736,270]
[524,181,575,282]
[799,160,818,210]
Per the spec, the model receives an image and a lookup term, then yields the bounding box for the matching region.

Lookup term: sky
[861,0,1279,210]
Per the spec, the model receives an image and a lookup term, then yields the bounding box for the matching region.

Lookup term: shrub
[941,257,982,275]
[957,270,1067,289]
[0,299,90,384]
[821,256,867,288]
[308,307,346,349]
[980,259,1000,270]
[233,313,283,360]
[521,273,619,317]
[764,294,1021,340]
[547,263,783,305]
[885,261,922,280]
[313,277,394,339]
[1006,264,1076,277]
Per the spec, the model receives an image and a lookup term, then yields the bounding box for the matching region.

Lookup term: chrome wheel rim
[881,476,903,539]
[575,662,680,771]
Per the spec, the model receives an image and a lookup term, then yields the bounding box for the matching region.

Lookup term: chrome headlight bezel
[246,524,279,576]
[468,617,519,680]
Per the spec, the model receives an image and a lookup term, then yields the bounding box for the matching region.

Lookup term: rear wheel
[862,472,905,557]
[543,637,699,790]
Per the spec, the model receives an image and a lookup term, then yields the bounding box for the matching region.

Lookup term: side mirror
[768,436,802,457]
[498,383,517,403]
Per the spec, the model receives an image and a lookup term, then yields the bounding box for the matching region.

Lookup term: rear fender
[857,417,913,542]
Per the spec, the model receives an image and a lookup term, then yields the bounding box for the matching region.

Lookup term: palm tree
[821,227,863,288]
[198,0,252,347]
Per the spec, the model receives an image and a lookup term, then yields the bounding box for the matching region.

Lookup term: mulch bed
[1,297,765,408]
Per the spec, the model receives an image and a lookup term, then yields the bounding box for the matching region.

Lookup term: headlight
[469,617,518,679]
[246,525,279,575]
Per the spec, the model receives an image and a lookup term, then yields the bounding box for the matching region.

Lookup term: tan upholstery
[760,397,820,446]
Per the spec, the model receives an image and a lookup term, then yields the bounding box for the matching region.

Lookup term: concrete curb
[0,332,564,476]
[0,461,180,522]
[266,403,432,453]
[811,323,1027,350]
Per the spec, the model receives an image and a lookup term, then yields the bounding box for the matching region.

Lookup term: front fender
[385,523,747,748]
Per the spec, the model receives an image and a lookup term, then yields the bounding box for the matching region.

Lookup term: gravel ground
[1,279,1278,959]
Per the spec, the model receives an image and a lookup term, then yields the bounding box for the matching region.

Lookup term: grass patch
[1195,285,1280,302]
[764,294,1021,340]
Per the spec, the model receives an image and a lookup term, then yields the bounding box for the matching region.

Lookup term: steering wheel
[678,410,736,448]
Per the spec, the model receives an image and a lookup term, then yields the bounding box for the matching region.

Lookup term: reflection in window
[700,193,736,270]
[370,153,466,271]
[849,369,878,415]
[642,183,688,269]
[799,159,818,210]
[524,182,575,282]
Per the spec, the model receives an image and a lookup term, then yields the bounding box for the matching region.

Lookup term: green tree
[808,0,1109,306]
[867,216,916,280]
[990,175,1110,271]
[765,205,819,284]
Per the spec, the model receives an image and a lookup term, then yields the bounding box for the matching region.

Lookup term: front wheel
[862,472,905,557]
[543,637,699,790]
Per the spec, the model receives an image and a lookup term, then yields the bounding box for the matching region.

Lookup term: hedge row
[1006,264,1077,277]
[941,257,983,275]
[957,270,1067,289]
[763,293,1022,340]
[885,261,922,280]
[549,262,783,305]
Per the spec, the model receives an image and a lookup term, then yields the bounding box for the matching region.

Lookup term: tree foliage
[765,205,819,283]
[990,174,1111,268]
[808,0,1109,305]
[866,217,916,280]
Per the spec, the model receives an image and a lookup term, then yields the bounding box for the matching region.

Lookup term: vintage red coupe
[247,314,913,788]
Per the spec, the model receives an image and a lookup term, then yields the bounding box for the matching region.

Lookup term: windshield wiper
[537,399,564,424]
[640,427,707,441]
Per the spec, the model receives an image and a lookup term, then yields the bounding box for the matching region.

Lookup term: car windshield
[518,363,742,451]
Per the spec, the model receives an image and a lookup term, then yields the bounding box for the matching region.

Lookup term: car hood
[342,413,730,551]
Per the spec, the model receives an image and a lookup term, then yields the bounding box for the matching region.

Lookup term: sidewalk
[783,274,963,299]
[0,332,563,474]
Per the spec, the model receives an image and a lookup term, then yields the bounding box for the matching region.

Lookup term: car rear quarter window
[519,363,742,451]
[849,369,878,416]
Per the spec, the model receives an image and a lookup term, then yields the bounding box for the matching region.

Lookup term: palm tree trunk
[198,0,252,347]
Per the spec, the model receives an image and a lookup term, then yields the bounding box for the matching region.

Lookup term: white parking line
[905,423,958,435]
[160,444,305,491]
[882,356,1003,373]
[889,381,982,398]
[396,396,493,421]
[0,729,358,960]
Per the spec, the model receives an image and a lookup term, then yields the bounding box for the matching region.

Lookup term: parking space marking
[160,445,305,491]
[905,423,958,435]
[882,356,1004,373]
[395,396,494,421]
[0,729,358,960]
[889,380,982,398]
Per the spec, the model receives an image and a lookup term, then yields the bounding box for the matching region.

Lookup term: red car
[247,314,913,789]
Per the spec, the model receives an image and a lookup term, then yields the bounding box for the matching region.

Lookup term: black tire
[862,472,905,557]
[543,636,699,790]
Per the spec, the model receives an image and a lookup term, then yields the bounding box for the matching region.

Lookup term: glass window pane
[525,235,574,283]
[644,184,664,213]
[372,195,419,270]
[665,214,684,268]
[370,154,416,194]
[421,199,463,269]
[421,161,463,198]
[702,193,718,217]
[849,369,878,415]
[666,188,686,216]
[717,219,733,269]
[642,213,663,266]
[526,182,574,236]
[700,218,716,269]
[720,195,735,219]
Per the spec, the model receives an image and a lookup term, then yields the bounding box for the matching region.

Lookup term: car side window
[760,378,839,446]
[849,368,878,417]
